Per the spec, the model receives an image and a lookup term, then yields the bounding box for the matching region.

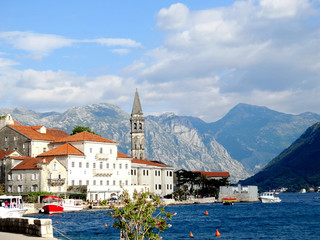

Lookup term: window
[93,163,96,169]
[107,163,109,168]
[13,136,17,141]
[155,184,157,190]
[139,123,142,129]
[100,162,103,169]
[53,163,57,171]
[31,185,37,192]
[71,162,75,168]
[72,180,75,186]
[8,186,12,192]
[31,173,37,180]
[100,180,103,185]
[125,164,128,169]
[167,171,169,176]
[58,186,62,192]
[79,162,82,168]
[119,164,122,169]
[167,184,169,190]
[43,147,46,153]
[100,147,103,154]
[106,180,109,185]
[17,174,23,180]
[90,148,92,153]
[8,174,12,181]
[134,123,137,129]
[170,184,172,190]
[113,180,116,185]
[110,149,112,154]
[119,180,122,186]
[23,144,26,149]
[147,170,149,176]
[155,171,157,176]
[4,136,8,142]
[143,170,145,176]
[93,180,96,185]
[170,171,173,177]
[125,180,128,186]
[131,169,133,175]
[86,162,89,168]
[18,185,23,193]
[47,186,51,192]
[134,169,137,175]
[158,171,160,176]
[86,180,89,185]
[159,184,161,190]
[79,180,82,185]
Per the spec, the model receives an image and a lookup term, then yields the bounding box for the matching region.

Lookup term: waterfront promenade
[0,231,57,239]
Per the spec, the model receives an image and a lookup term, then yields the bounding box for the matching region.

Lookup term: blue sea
[30,193,320,239]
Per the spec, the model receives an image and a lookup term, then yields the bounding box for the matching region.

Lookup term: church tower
[130,89,145,159]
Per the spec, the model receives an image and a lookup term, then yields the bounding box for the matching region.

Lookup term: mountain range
[1,103,319,183]
[240,122,320,192]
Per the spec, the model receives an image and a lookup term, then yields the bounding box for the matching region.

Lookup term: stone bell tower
[130,89,145,160]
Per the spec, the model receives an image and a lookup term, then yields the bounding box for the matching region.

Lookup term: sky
[0,0,320,122]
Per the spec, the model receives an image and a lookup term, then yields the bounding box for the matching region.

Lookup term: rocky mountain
[0,104,250,183]
[240,122,320,192]
[203,104,320,173]
[1,103,320,182]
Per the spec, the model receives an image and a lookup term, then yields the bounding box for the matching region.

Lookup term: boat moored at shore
[63,199,84,212]
[0,195,28,218]
[41,196,64,214]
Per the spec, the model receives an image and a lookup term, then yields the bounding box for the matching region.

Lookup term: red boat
[41,196,64,214]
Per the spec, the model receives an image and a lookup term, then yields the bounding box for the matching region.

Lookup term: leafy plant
[109,189,174,240]
[71,126,100,136]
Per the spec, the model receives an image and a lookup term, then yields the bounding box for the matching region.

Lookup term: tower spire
[130,89,145,160]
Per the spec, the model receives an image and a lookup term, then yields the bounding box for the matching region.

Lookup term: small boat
[0,195,28,218]
[63,199,83,212]
[41,196,64,214]
[222,198,237,205]
[259,192,281,203]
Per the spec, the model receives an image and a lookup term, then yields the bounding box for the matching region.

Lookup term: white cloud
[0,31,142,60]
[111,48,131,55]
[157,3,189,30]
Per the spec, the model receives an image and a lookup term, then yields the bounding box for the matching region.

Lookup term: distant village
[0,90,256,202]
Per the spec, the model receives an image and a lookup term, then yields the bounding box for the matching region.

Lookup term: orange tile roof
[54,131,117,144]
[131,158,167,168]
[117,152,132,158]
[193,171,230,178]
[0,149,15,160]
[11,156,55,170]
[9,125,69,141]
[38,143,84,157]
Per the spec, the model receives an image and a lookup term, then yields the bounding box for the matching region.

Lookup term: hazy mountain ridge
[240,122,320,191]
[1,102,320,182]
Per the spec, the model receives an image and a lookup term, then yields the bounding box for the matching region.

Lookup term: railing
[92,169,113,176]
[95,153,109,160]
[48,178,65,186]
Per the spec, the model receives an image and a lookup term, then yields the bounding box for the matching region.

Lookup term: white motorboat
[63,199,83,212]
[259,192,281,203]
[0,195,28,218]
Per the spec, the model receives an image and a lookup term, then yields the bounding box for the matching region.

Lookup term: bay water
[30,193,320,239]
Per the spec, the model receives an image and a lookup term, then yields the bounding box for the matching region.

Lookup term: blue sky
[0,0,319,122]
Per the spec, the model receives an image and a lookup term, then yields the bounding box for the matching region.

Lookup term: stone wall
[0,217,53,238]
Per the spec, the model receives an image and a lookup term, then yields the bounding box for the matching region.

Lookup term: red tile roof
[117,152,132,158]
[11,156,55,170]
[38,143,84,157]
[193,171,230,178]
[0,149,15,160]
[131,158,167,168]
[54,131,116,144]
[9,125,69,141]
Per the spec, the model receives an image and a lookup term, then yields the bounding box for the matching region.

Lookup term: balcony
[48,178,65,186]
[92,169,113,177]
[95,153,109,160]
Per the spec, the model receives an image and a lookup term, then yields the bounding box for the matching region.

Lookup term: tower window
[134,123,137,129]
[139,123,142,129]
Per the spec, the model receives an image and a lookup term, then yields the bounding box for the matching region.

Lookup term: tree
[109,189,174,240]
[71,126,100,136]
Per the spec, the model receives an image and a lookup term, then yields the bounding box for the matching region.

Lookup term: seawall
[0,217,53,238]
